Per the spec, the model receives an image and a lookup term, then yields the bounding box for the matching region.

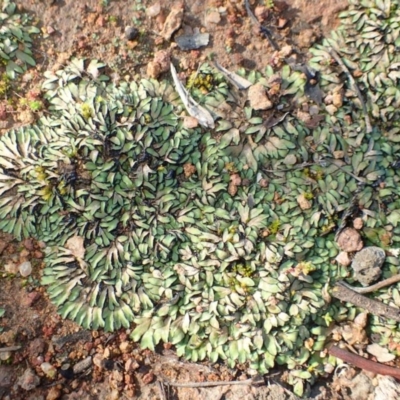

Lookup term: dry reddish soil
[0,1,353,399]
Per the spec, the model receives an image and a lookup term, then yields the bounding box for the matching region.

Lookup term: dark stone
[102,359,114,370]
[125,26,139,41]
[60,364,74,380]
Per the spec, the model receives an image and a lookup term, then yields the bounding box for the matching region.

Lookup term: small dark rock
[103,359,114,370]
[125,26,139,41]
[60,364,74,380]
[352,246,386,286]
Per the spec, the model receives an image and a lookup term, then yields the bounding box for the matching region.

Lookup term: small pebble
[23,238,34,251]
[41,362,57,379]
[46,386,61,400]
[142,371,155,385]
[19,261,32,277]
[248,83,273,110]
[283,154,297,165]
[125,358,140,372]
[33,250,44,259]
[183,116,199,129]
[335,251,351,267]
[147,61,161,79]
[352,246,385,286]
[109,389,120,400]
[0,351,11,361]
[103,359,114,370]
[125,26,139,41]
[205,10,221,25]
[18,368,40,391]
[277,18,287,29]
[333,150,345,159]
[4,261,19,274]
[160,5,183,40]
[336,227,363,252]
[20,249,30,260]
[332,91,343,108]
[353,217,364,230]
[24,291,41,307]
[325,104,338,115]
[93,354,104,369]
[60,364,74,380]
[46,26,56,35]
[146,2,161,17]
[72,356,92,374]
[119,341,132,354]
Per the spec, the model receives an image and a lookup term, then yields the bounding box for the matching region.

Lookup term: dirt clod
[336,227,363,252]
[160,4,184,40]
[18,368,40,391]
[248,83,273,110]
[142,371,155,385]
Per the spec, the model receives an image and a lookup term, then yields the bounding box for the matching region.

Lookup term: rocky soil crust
[0,0,378,399]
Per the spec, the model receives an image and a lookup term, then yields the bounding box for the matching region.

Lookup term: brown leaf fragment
[297,193,312,210]
[230,173,241,186]
[183,163,196,178]
[228,182,238,196]
[367,343,396,363]
[341,321,368,345]
[65,236,85,259]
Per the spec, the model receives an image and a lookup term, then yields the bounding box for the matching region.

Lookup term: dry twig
[329,345,400,379]
[164,378,264,388]
[332,282,400,321]
[339,274,400,294]
[157,380,167,400]
[0,346,21,352]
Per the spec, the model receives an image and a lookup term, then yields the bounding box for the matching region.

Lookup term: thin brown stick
[164,378,264,388]
[328,48,372,133]
[339,274,400,294]
[332,282,400,321]
[329,345,400,379]
[157,381,167,400]
[0,346,21,352]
